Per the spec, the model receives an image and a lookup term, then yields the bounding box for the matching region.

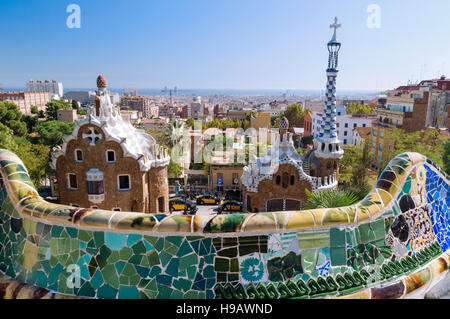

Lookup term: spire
[329,17,341,43]
[313,18,344,160]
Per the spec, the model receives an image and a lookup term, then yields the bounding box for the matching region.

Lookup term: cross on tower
[82,126,102,145]
[329,17,341,41]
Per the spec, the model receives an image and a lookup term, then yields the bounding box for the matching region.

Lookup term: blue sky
[1,0,449,90]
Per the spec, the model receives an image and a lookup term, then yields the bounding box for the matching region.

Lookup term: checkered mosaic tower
[314,17,344,161]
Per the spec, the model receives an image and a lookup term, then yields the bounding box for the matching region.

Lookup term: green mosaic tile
[179,253,197,270]
[166,236,183,247]
[147,250,160,267]
[132,241,146,255]
[330,247,346,266]
[358,223,375,243]
[298,230,330,249]
[176,240,193,257]
[119,247,133,260]
[214,257,229,272]
[330,228,346,247]
[166,258,180,277]
[230,258,239,273]
[301,249,318,273]
[159,251,172,267]
[371,219,386,240]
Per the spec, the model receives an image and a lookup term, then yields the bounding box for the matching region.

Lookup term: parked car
[196,194,220,205]
[217,200,243,213]
[169,198,197,214]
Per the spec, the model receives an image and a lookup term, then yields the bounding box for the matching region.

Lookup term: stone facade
[55,123,150,212]
[53,75,170,213]
[243,163,312,213]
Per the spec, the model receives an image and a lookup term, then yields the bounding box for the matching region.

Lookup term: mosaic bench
[0,149,448,299]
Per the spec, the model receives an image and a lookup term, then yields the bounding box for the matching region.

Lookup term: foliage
[22,114,39,133]
[34,121,75,148]
[301,135,314,145]
[71,99,79,109]
[30,105,39,114]
[0,125,51,188]
[380,128,445,172]
[0,101,27,136]
[340,139,374,189]
[444,138,450,175]
[346,102,375,115]
[305,188,360,209]
[45,99,72,121]
[338,184,370,201]
[185,118,195,129]
[168,160,183,178]
[280,104,310,128]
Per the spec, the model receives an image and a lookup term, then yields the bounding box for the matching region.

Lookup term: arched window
[282,172,289,189]
[328,144,332,152]
[276,175,281,185]
[290,175,295,185]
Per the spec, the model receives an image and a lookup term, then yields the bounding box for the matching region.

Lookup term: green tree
[281,104,310,128]
[185,118,195,129]
[71,99,79,109]
[34,121,75,148]
[168,160,183,178]
[339,138,374,189]
[22,114,39,134]
[45,100,72,121]
[0,101,27,136]
[30,105,39,114]
[444,139,450,175]
[346,102,375,115]
[0,125,51,188]
[381,128,445,172]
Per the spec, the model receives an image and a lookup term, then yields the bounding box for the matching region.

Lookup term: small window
[91,206,98,209]
[70,203,79,208]
[353,123,357,128]
[68,174,78,189]
[344,131,347,136]
[158,196,165,213]
[345,123,348,128]
[344,139,347,145]
[276,175,281,185]
[118,175,131,191]
[282,172,289,189]
[362,124,366,127]
[75,149,83,162]
[112,207,121,212]
[106,150,116,163]
[290,175,294,185]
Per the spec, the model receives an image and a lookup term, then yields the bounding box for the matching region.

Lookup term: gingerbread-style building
[241,19,345,213]
[51,75,170,213]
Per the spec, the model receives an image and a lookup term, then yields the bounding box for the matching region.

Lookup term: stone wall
[244,163,314,213]
[56,124,147,212]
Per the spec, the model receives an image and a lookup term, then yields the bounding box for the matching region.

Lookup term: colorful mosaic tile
[0,149,448,299]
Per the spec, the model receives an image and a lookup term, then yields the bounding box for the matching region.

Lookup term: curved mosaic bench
[0,149,448,299]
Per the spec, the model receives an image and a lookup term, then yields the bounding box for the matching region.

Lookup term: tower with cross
[312,17,344,183]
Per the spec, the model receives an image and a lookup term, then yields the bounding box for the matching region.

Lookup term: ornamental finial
[329,17,341,42]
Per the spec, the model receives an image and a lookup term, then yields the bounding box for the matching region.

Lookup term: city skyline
[1,0,450,90]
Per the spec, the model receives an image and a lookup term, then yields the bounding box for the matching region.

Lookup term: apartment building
[0,91,51,114]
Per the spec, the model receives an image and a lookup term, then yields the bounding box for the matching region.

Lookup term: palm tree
[305,188,360,209]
